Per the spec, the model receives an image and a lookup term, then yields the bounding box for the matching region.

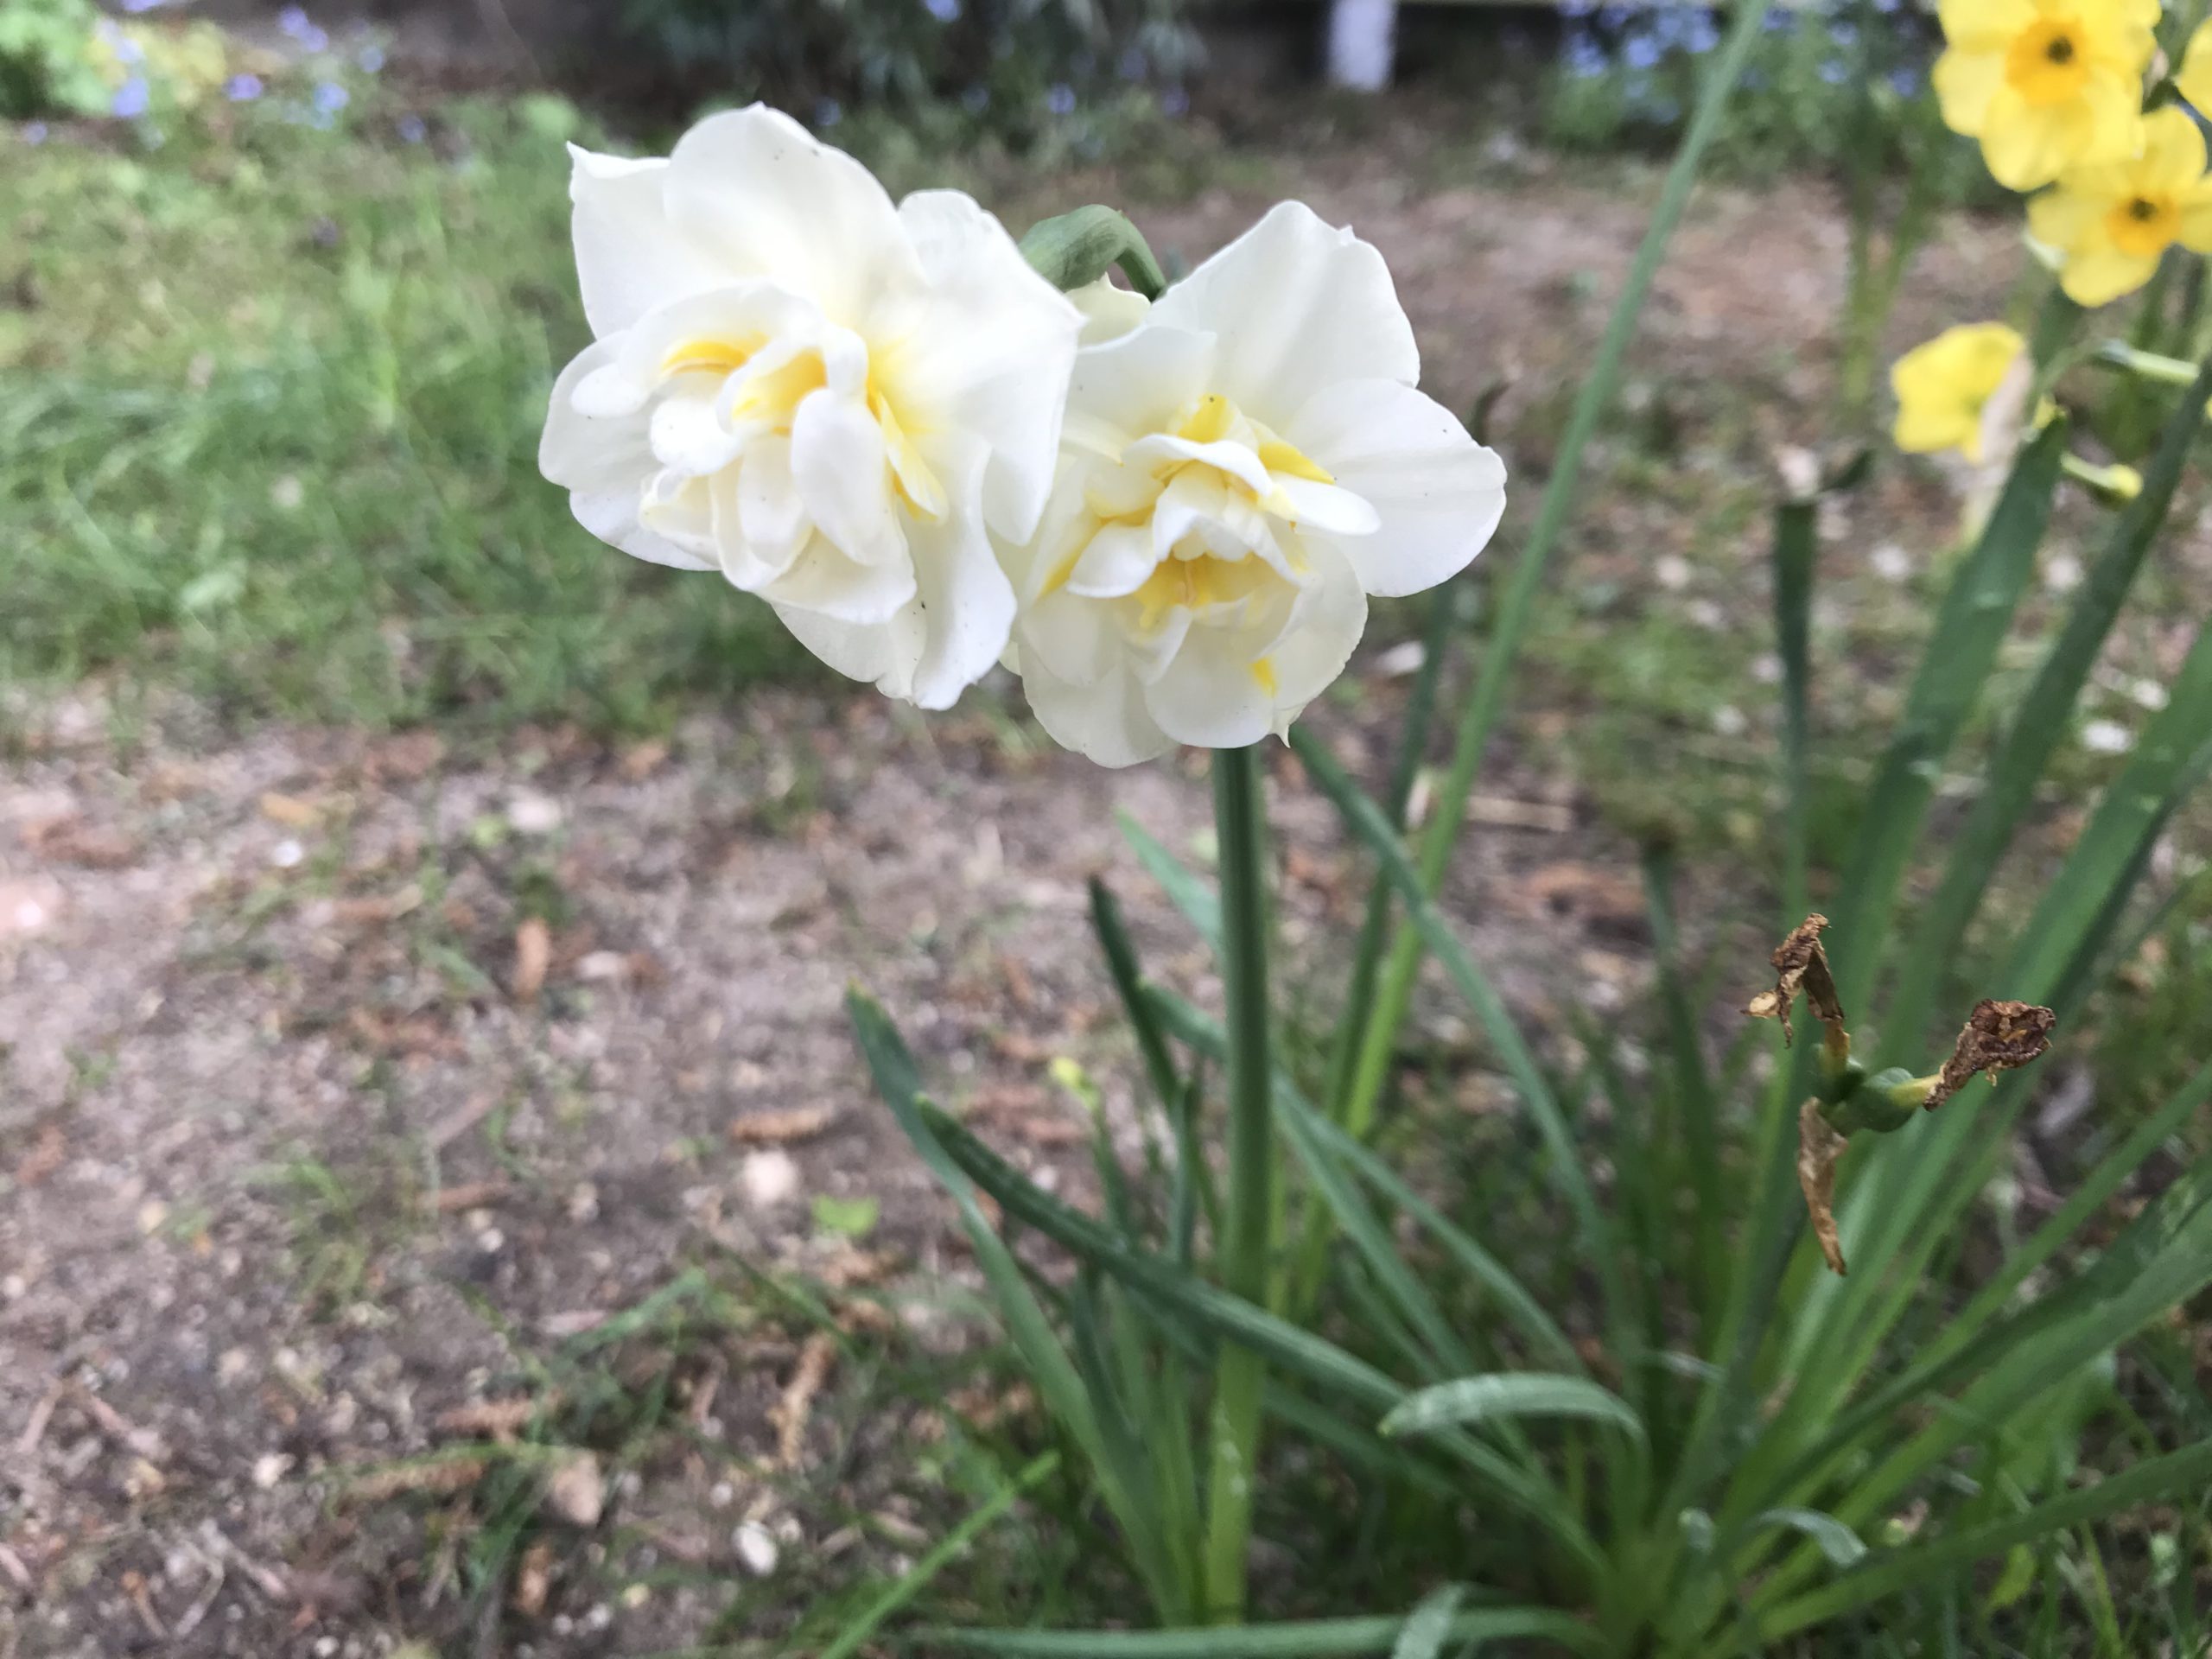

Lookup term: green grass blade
[1880,354,2212,1063]
[932,1608,1606,1658]
[1090,876,1188,1117]
[1754,1440,2212,1641]
[815,1451,1060,1659]
[1380,1375,1645,1445]
[1336,0,1777,1160]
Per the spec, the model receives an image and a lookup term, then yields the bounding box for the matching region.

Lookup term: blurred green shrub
[617,0,1199,137]
[1542,0,1990,199]
[0,0,108,118]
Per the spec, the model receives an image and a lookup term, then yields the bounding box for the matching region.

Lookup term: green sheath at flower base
[1019,206,1168,301]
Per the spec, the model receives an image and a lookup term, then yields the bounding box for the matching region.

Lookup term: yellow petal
[2178,21,2212,115]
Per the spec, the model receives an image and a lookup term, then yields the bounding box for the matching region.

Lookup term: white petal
[1065,523,1160,598]
[1272,475,1381,538]
[1150,201,1420,417]
[1023,660,1175,767]
[1015,587,1122,687]
[880,189,1084,542]
[543,341,714,571]
[571,284,815,422]
[1146,632,1278,751]
[664,105,918,329]
[732,435,810,573]
[1070,276,1152,346]
[1122,432,1276,499]
[788,389,904,569]
[1285,378,1504,597]
[765,538,918,626]
[1063,324,1216,456]
[650,388,744,476]
[567,146,730,339]
[773,442,1012,709]
[1259,537,1367,724]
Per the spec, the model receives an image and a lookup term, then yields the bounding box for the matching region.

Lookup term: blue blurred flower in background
[226,73,265,102]
[314,81,351,114]
[1046,82,1077,115]
[112,77,152,120]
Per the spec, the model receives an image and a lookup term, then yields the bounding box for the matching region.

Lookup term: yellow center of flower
[2107,193,2180,257]
[2006,18,2090,105]
[659,336,947,524]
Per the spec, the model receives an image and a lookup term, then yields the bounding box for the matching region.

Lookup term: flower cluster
[1896,3,2212,461]
[541,106,1504,765]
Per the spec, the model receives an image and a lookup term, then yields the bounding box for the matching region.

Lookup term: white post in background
[1325,0,1397,89]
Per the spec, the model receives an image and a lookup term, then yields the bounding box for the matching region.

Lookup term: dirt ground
[0,150,2042,1656]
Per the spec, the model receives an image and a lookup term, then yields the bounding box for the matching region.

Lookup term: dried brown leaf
[258,792,322,829]
[512,918,551,1002]
[1797,1099,1850,1276]
[728,1106,836,1146]
[772,1332,838,1471]
[511,1540,555,1618]
[1924,1000,2057,1112]
[435,1397,544,1441]
[340,1452,490,1503]
[1746,913,1843,1046]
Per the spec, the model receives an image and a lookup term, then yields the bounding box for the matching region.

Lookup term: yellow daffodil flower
[1933,0,2158,192]
[2028,106,2212,308]
[1891,323,2029,461]
[2175,19,2212,115]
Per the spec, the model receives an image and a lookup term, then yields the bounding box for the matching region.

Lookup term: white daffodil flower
[1001,202,1506,766]
[540,105,1083,709]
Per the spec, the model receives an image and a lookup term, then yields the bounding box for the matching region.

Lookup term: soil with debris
[1,144,2045,1656]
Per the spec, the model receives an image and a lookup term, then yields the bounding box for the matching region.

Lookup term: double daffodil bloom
[2028,107,2212,308]
[1000,204,1505,766]
[1932,0,2157,192]
[540,106,1082,709]
[1891,323,2031,462]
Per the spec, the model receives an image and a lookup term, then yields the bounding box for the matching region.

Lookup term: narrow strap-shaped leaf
[1770,497,1818,925]
[915,1100,1608,1578]
[1276,1089,1476,1382]
[1754,1439,2212,1641]
[935,1607,1605,1658]
[1880,353,2212,1065]
[1819,417,2070,1018]
[1287,725,1625,1344]
[1143,983,1579,1371]
[1382,1374,1645,1445]
[845,988,1152,1582]
[1745,1508,1868,1569]
[1119,811,1222,948]
[1334,0,1778,1201]
[1389,1585,1469,1659]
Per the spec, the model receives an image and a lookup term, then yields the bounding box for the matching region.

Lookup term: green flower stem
[2093,340,2202,386]
[1203,744,1274,1622]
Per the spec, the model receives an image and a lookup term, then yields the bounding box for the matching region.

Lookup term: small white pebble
[476,1228,505,1255]
[506,793,564,836]
[741,1150,800,1208]
[2044,552,2083,594]
[270,474,306,511]
[1655,554,1693,591]
[2131,678,2171,711]
[709,1481,735,1510]
[2081,720,2134,755]
[253,1452,293,1490]
[271,839,304,868]
[1751,653,1783,685]
[1870,543,1912,583]
[1372,639,1427,679]
[734,1522,779,1578]
[1686,598,1726,631]
[1712,705,1749,738]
